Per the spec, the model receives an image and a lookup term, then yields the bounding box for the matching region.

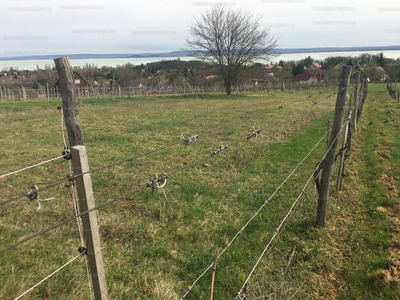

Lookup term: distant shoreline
[1,45,400,61]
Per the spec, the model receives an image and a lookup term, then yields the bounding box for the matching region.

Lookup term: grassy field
[0,84,398,299]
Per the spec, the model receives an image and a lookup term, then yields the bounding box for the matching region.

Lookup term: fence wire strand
[0,104,283,207]
[13,252,83,300]
[235,119,348,298]
[180,128,330,299]
[0,155,65,180]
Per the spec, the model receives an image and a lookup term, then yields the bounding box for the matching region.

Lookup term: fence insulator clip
[210,145,228,156]
[247,128,262,140]
[26,185,39,200]
[327,93,335,99]
[147,173,168,194]
[181,134,199,148]
[62,147,72,160]
[313,160,324,191]
[65,174,75,188]
[335,144,349,161]
[78,246,88,255]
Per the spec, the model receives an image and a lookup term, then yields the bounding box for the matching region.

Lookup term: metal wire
[14,252,83,300]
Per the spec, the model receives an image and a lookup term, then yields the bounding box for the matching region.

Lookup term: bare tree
[186,5,277,96]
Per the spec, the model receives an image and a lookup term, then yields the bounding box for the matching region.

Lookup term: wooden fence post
[71,146,109,300]
[54,56,108,300]
[316,65,351,226]
[352,72,361,131]
[21,85,27,100]
[54,56,84,147]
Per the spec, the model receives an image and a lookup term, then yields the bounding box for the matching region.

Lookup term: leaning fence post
[54,56,108,300]
[54,56,83,146]
[316,65,351,227]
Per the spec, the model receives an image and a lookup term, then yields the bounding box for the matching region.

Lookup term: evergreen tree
[292,63,305,76]
[377,52,385,67]
[304,56,313,66]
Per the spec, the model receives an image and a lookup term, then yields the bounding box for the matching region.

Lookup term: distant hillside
[1,45,399,61]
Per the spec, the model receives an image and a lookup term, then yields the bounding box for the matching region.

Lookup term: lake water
[1,50,400,71]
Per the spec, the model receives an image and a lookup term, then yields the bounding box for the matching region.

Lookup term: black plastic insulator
[78,246,88,255]
[62,150,72,160]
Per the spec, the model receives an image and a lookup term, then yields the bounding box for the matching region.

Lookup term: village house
[306,62,322,73]
[53,71,91,89]
[376,66,388,81]
[296,73,325,84]
[265,64,283,77]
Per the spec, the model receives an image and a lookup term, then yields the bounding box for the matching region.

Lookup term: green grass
[1,85,399,299]
[333,83,400,300]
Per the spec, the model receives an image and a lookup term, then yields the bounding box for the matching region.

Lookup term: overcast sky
[1,0,399,57]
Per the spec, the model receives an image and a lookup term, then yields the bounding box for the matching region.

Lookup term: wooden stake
[72,146,108,300]
[317,66,351,226]
[210,250,219,300]
[352,72,361,131]
[55,56,108,299]
[336,114,351,191]
[54,56,84,146]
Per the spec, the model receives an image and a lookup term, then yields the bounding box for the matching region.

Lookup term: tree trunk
[224,77,232,96]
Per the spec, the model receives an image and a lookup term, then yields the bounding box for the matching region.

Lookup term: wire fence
[0,80,342,100]
[0,81,367,299]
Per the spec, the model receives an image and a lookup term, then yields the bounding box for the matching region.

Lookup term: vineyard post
[317,65,351,226]
[352,72,360,131]
[54,56,108,300]
[71,146,109,300]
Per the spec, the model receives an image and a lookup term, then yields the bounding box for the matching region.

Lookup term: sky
[1,0,399,57]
